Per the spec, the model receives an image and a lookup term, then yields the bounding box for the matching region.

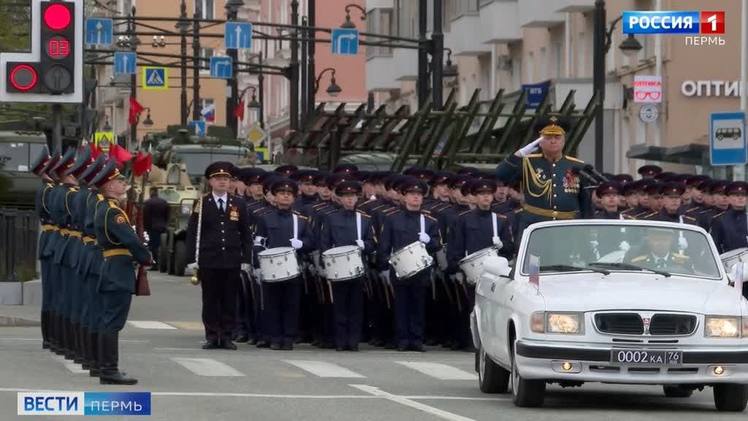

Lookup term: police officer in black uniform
[711,181,748,253]
[593,182,623,219]
[319,180,376,351]
[186,162,253,350]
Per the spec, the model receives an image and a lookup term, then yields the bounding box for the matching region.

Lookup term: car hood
[537,272,741,314]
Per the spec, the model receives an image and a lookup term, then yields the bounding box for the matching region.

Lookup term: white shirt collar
[212,192,228,204]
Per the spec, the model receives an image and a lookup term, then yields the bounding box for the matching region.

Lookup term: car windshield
[521,224,721,279]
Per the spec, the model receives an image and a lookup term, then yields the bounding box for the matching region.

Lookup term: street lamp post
[290,0,300,131]
[314,68,342,97]
[177,0,190,126]
[417,0,428,108]
[225,0,244,138]
[192,8,202,122]
[432,0,444,110]
[340,4,366,29]
[315,68,342,168]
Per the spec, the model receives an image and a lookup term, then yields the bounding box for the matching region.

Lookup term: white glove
[450,273,465,283]
[379,270,391,283]
[187,262,198,272]
[253,268,263,281]
[253,236,265,247]
[492,236,503,249]
[355,239,365,249]
[418,233,430,244]
[515,137,543,157]
[678,236,688,250]
[290,238,303,249]
[241,263,252,273]
[618,241,630,252]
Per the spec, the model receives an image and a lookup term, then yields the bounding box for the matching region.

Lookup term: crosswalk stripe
[52,355,87,374]
[284,360,365,378]
[395,361,476,380]
[171,358,244,377]
[127,321,177,329]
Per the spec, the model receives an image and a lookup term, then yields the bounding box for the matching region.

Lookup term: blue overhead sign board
[210,56,233,79]
[331,28,359,55]
[114,52,136,75]
[188,120,206,137]
[710,111,746,166]
[225,22,253,49]
[85,18,113,46]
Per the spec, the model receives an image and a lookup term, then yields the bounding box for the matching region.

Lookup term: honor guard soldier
[37,152,62,354]
[620,180,640,212]
[640,182,664,217]
[319,180,376,351]
[274,164,298,178]
[377,177,443,352]
[446,179,513,350]
[645,182,698,225]
[638,164,663,179]
[252,178,314,350]
[186,162,253,350]
[90,161,152,385]
[31,147,55,351]
[495,116,591,239]
[293,170,321,213]
[710,181,748,253]
[594,182,623,219]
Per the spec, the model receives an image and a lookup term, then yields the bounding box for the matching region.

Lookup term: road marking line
[127,321,177,329]
[396,361,477,380]
[167,321,205,331]
[350,385,475,421]
[171,358,244,377]
[284,360,365,378]
[51,355,87,374]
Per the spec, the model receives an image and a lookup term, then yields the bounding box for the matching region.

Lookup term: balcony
[519,0,564,27]
[366,0,393,12]
[552,0,595,13]
[366,47,417,91]
[477,0,521,44]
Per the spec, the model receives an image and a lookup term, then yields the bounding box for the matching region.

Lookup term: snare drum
[322,245,364,281]
[258,247,300,282]
[389,241,433,279]
[459,247,499,285]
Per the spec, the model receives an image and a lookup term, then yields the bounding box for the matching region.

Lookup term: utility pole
[593,0,606,170]
[300,16,308,125]
[129,6,138,149]
[290,0,300,130]
[225,1,242,138]
[431,0,444,110]
[259,37,266,129]
[192,8,201,121]
[417,0,429,108]
[306,0,316,119]
[178,0,189,126]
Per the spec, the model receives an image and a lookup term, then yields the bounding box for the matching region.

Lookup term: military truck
[0,131,49,209]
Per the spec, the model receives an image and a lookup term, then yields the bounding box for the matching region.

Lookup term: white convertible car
[471,219,748,411]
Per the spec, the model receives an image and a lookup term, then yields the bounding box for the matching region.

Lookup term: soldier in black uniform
[292,170,320,213]
[593,182,623,219]
[319,180,376,351]
[699,180,729,230]
[645,182,698,225]
[495,116,591,239]
[637,164,663,179]
[377,177,442,352]
[186,162,253,350]
[253,178,314,350]
[710,181,748,253]
[90,161,153,385]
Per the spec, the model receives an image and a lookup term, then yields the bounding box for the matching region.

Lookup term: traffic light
[0,0,83,103]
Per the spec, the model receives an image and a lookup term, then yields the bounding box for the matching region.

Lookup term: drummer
[252,178,313,351]
[446,178,513,350]
[319,180,376,351]
[377,177,443,352]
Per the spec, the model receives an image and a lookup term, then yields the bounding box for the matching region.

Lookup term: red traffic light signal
[8,64,38,92]
[43,3,72,30]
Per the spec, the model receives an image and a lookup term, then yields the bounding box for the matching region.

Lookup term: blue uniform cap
[205,161,235,179]
[270,178,299,195]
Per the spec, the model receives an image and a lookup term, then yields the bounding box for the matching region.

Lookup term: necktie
[218,198,225,213]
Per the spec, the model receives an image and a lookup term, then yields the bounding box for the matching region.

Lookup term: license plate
[611,349,682,366]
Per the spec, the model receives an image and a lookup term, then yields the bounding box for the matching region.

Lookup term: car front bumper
[516,340,748,384]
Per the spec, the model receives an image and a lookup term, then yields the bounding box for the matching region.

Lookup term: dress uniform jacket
[318,209,376,254]
[95,198,152,293]
[710,208,748,253]
[447,208,513,274]
[36,182,56,260]
[377,208,442,281]
[253,208,315,263]
[593,209,622,219]
[645,210,699,225]
[186,194,253,269]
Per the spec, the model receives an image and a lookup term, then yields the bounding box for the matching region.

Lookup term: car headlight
[547,313,582,334]
[705,317,740,338]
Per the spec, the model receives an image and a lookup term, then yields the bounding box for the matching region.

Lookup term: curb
[0,315,40,327]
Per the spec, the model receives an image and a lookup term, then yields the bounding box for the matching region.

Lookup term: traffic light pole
[226,7,239,138]
[129,7,138,149]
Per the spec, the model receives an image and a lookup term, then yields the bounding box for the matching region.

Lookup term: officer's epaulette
[525,153,542,158]
[45,182,54,188]
[421,209,432,215]
[356,210,371,218]
[564,155,585,163]
[641,211,658,219]
[458,209,471,217]
[96,194,105,201]
[684,207,700,213]
[513,208,523,214]
[384,207,401,216]
[494,212,508,219]
[712,211,726,220]
[256,208,273,217]
[631,255,648,263]
[69,186,79,192]
[423,213,438,223]
[682,215,697,222]
[360,198,378,207]
[293,211,310,220]
[370,203,388,212]
[672,252,690,262]
[311,202,329,210]
[622,214,637,220]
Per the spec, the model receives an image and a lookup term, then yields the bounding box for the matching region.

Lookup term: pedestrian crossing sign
[255,147,268,162]
[94,131,114,152]
[142,67,168,90]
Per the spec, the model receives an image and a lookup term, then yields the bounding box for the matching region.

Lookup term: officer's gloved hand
[492,236,503,249]
[142,231,150,245]
[455,272,465,284]
[253,236,265,247]
[418,233,430,244]
[618,241,631,252]
[290,238,303,249]
[253,268,263,282]
[241,263,252,273]
[515,137,543,157]
[678,236,688,250]
[186,262,198,272]
[379,270,391,283]
[355,239,365,249]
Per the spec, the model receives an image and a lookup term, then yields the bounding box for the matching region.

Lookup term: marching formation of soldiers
[32,146,152,385]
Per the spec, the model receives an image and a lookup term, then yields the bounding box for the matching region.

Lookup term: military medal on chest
[229,205,239,221]
[563,168,580,194]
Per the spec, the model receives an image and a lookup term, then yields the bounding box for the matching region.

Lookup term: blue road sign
[86,18,113,47]
[188,120,207,137]
[114,52,137,75]
[210,56,233,79]
[710,111,746,166]
[143,67,168,90]
[331,28,359,55]
[225,22,253,49]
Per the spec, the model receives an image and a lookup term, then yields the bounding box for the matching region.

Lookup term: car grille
[649,314,697,335]
[595,313,643,335]
[594,313,697,336]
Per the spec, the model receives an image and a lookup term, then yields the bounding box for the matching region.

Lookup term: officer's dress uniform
[186,190,252,347]
[94,179,151,384]
[711,208,748,253]
[319,204,376,350]
[378,205,442,350]
[253,204,314,350]
[35,180,56,349]
[627,252,693,273]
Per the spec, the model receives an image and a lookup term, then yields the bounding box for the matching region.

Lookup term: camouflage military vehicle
[0,131,49,209]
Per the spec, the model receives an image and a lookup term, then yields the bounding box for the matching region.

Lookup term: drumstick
[453,281,462,312]
[327,280,334,304]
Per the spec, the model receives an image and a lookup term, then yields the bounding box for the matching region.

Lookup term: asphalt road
[0,272,745,420]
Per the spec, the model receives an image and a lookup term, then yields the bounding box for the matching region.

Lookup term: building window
[552,41,563,79]
[196,0,214,20]
[366,8,394,58]
[199,48,213,73]
[199,98,215,122]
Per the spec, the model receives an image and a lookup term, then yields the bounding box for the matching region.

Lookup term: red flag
[109,143,133,167]
[128,97,145,125]
[132,152,152,176]
[90,142,102,159]
[234,100,245,121]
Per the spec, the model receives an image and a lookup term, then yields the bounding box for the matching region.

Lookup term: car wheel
[478,346,509,393]
[714,384,748,412]
[510,340,545,407]
[663,385,693,398]
[174,240,186,277]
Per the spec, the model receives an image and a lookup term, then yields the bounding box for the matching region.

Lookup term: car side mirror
[484,256,511,278]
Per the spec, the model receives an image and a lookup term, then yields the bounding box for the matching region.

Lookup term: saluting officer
[90,161,152,385]
[593,182,623,219]
[319,180,376,351]
[252,178,314,350]
[710,181,748,253]
[186,162,253,350]
[495,116,591,238]
[377,177,443,352]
